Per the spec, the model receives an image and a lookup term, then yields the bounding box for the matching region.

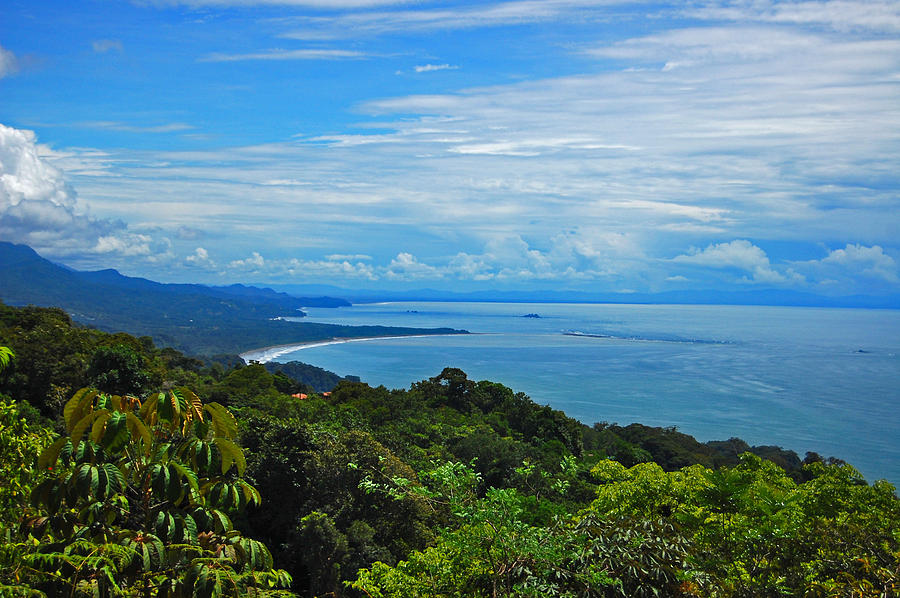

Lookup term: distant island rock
[522,313,541,318]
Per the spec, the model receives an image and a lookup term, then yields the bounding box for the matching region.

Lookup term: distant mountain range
[0,243,463,356]
[3,241,893,354]
[271,283,900,309]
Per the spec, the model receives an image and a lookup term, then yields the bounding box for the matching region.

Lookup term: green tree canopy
[12,386,293,597]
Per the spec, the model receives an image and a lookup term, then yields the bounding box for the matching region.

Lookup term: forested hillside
[0,243,465,355]
[1,303,897,597]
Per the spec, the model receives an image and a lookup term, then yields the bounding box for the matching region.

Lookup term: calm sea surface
[256,302,900,485]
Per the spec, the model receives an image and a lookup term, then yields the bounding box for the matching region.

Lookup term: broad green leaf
[64,388,99,433]
[171,461,200,497]
[213,437,246,475]
[90,410,112,444]
[141,542,151,573]
[102,463,125,495]
[180,513,199,544]
[156,511,176,541]
[139,392,160,422]
[203,402,237,440]
[157,391,173,422]
[39,437,70,470]
[71,410,105,450]
[181,387,204,422]
[0,345,13,370]
[96,465,111,499]
[125,412,152,455]
[73,463,98,498]
[238,480,262,507]
[209,508,232,533]
[169,389,184,416]
[166,463,183,502]
[196,441,212,473]
[152,464,171,499]
[102,411,129,453]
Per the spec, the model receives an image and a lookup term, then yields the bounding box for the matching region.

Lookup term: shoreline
[239,333,467,364]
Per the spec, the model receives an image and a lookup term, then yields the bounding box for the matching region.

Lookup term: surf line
[239,333,476,364]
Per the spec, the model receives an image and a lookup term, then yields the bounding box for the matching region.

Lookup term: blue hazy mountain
[0,243,462,355]
[270,283,898,309]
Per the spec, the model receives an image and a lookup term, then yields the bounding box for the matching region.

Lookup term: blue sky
[1,0,898,295]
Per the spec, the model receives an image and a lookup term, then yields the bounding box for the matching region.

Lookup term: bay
[263,302,900,485]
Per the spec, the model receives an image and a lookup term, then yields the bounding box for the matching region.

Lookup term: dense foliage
[1,302,898,597]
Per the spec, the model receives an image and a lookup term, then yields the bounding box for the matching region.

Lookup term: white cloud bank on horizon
[3,0,898,294]
[3,120,896,292]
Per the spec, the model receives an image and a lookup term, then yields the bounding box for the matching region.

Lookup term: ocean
[246,302,900,486]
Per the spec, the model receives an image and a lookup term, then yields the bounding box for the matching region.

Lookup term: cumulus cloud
[185,247,217,269]
[0,45,18,79]
[94,234,152,256]
[673,240,803,285]
[816,244,898,283]
[206,231,649,285]
[8,2,896,293]
[229,252,266,270]
[0,123,154,262]
[384,252,443,280]
[283,257,377,280]
[219,252,377,280]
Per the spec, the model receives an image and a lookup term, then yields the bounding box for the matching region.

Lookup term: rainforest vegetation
[1,301,898,597]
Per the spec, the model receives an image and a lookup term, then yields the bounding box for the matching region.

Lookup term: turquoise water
[260,302,900,485]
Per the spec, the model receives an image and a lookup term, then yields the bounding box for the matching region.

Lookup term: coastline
[239,333,466,364]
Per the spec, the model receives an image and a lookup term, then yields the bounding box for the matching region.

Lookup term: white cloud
[285,257,377,280]
[94,234,152,256]
[148,0,413,7]
[684,0,900,34]
[92,39,123,53]
[383,252,442,280]
[819,244,899,283]
[674,240,771,270]
[586,26,823,69]
[229,251,266,270]
[414,63,459,73]
[0,124,154,262]
[326,253,372,261]
[0,45,17,79]
[185,246,217,268]
[199,49,366,62]
[673,240,803,285]
[77,121,195,133]
[219,252,378,279]
[278,1,639,39]
[10,3,896,293]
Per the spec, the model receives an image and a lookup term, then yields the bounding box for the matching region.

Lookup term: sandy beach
[239,333,461,364]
